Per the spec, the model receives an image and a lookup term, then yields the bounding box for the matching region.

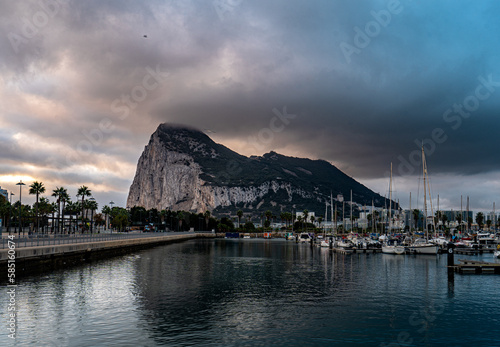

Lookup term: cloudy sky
[1,0,500,215]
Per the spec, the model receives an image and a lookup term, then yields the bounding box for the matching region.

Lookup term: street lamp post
[89,197,95,233]
[16,181,25,237]
[8,192,14,234]
[109,201,114,233]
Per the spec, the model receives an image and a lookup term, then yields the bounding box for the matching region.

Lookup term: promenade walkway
[0,231,215,263]
[0,231,194,249]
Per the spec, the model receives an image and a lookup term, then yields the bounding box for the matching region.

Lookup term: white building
[0,186,8,201]
[296,211,316,223]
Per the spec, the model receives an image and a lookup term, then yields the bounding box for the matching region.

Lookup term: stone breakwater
[0,233,216,280]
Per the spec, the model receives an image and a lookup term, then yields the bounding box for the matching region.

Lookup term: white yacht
[299,233,312,243]
[381,238,405,255]
[382,244,405,255]
[407,238,439,255]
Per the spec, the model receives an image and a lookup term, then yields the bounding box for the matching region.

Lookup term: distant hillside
[127,123,391,217]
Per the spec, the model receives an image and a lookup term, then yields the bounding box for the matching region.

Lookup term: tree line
[0,182,129,233]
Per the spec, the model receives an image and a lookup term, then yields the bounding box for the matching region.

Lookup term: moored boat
[409,145,438,255]
[407,238,438,255]
[381,163,404,255]
[299,233,312,243]
[382,243,405,255]
[320,239,330,248]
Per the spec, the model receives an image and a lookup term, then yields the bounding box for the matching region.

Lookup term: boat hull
[407,244,438,255]
[320,240,330,248]
[382,245,405,255]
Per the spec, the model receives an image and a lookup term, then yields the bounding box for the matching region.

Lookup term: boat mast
[422,145,427,240]
[437,194,440,237]
[389,162,392,235]
[467,196,470,234]
[350,190,353,233]
[409,192,412,234]
[330,192,334,234]
[325,201,327,235]
[460,195,463,235]
[494,202,496,233]
[342,200,345,233]
[371,199,374,233]
[363,204,366,234]
[334,202,337,235]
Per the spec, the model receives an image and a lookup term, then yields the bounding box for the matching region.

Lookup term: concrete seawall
[1,233,216,280]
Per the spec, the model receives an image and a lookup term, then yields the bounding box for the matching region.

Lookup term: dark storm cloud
[147,0,500,181]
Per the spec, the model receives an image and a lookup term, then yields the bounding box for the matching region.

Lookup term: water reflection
[2,239,500,346]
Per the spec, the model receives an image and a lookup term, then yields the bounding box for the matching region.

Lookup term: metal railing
[0,231,194,249]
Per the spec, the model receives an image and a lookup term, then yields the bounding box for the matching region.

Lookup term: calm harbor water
[2,239,500,346]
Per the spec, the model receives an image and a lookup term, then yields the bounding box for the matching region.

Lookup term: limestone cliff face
[126,131,312,212]
[127,123,387,214]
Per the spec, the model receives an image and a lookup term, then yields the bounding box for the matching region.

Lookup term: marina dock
[333,247,381,254]
[454,248,496,255]
[451,259,500,274]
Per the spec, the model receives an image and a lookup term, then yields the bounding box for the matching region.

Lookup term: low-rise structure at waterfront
[0,186,8,200]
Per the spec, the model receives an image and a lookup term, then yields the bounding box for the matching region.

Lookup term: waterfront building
[295,211,315,223]
[486,212,499,228]
[0,186,8,201]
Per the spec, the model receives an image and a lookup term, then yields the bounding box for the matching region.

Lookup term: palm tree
[111,207,130,232]
[102,205,111,231]
[204,211,211,230]
[177,211,185,231]
[29,181,45,233]
[412,209,420,232]
[297,215,303,229]
[52,187,67,234]
[264,210,272,230]
[87,199,98,233]
[36,197,51,233]
[237,210,243,228]
[280,212,286,228]
[0,195,9,231]
[94,213,105,231]
[60,189,70,233]
[77,186,91,233]
[476,212,484,230]
[65,201,78,233]
[302,209,309,231]
[50,202,57,233]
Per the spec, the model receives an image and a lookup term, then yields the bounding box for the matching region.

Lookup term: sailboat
[407,146,438,255]
[382,163,405,255]
[320,201,330,247]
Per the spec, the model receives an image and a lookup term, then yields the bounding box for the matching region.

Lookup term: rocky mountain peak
[127,123,389,215]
